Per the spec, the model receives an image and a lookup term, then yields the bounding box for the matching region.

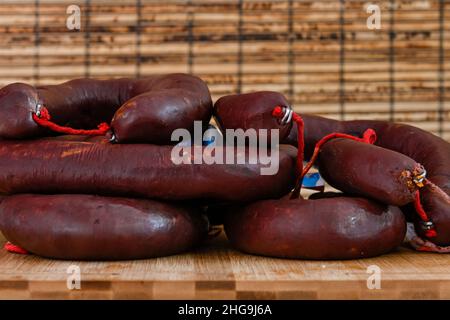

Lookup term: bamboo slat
[0,0,448,139]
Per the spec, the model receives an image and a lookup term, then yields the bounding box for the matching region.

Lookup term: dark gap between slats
[187,0,194,75]
[33,0,40,85]
[237,0,243,94]
[288,0,295,102]
[438,0,445,137]
[389,0,396,121]
[84,0,91,78]
[136,0,142,78]
[339,0,345,120]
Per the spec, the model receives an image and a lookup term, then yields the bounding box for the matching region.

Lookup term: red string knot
[271,106,304,177]
[362,128,377,144]
[272,106,293,125]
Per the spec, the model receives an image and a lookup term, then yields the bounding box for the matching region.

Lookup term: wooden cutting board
[1,231,450,300]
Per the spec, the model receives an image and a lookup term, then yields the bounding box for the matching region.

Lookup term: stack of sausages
[0,74,296,260]
[0,74,448,260]
[215,92,450,257]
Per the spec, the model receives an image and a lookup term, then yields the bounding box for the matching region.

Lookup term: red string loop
[32,106,110,136]
[273,106,377,197]
[301,129,377,179]
[272,105,438,238]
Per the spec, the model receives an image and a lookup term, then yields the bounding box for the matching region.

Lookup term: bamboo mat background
[0,0,448,140]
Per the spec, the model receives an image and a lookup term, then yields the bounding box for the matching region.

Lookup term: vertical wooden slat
[287,0,294,101]
[34,0,40,85]
[389,0,396,121]
[339,0,345,120]
[186,0,194,75]
[84,0,91,78]
[237,0,243,94]
[136,0,142,78]
[438,0,445,136]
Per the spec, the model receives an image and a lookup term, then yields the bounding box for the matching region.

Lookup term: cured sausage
[291,117,450,246]
[0,73,212,144]
[214,92,406,259]
[0,138,297,202]
[317,138,425,206]
[214,91,292,143]
[213,91,450,249]
[0,194,208,260]
[224,196,406,259]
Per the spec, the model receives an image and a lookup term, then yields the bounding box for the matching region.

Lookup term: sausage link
[0,194,208,260]
[225,196,406,259]
[0,74,212,144]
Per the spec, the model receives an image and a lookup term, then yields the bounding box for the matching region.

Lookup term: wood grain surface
[1,231,450,300]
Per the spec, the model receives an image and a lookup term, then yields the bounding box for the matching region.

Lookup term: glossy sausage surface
[293,116,450,245]
[0,194,208,260]
[0,74,212,144]
[213,91,449,246]
[214,91,292,143]
[225,196,406,260]
[318,138,422,206]
[0,138,297,202]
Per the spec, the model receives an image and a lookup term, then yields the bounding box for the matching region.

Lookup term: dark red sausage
[112,74,212,143]
[224,196,406,260]
[213,91,449,246]
[0,74,212,144]
[0,139,297,202]
[0,194,208,260]
[291,117,450,245]
[214,91,292,143]
[213,92,448,187]
[290,116,450,182]
[317,138,423,206]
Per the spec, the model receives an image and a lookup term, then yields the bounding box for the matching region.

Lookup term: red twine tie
[32,106,110,136]
[414,184,437,238]
[301,129,377,180]
[272,106,376,198]
[4,242,28,255]
[272,105,438,238]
